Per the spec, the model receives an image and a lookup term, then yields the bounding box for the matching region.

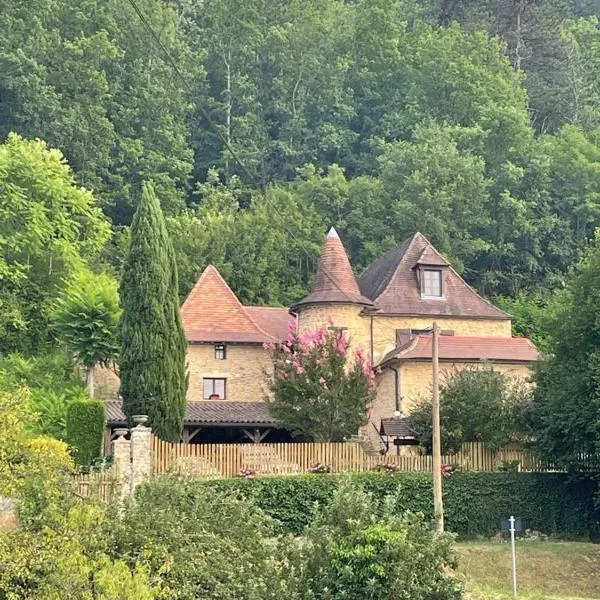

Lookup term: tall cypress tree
[119,181,188,441]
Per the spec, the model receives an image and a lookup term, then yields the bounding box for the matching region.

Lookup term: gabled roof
[180,265,277,343]
[292,227,373,309]
[380,334,538,365]
[380,416,416,439]
[416,243,449,267]
[106,400,276,427]
[358,232,509,319]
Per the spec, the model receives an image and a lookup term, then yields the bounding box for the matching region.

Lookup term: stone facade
[371,316,512,363]
[297,306,512,365]
[186,343,272,402]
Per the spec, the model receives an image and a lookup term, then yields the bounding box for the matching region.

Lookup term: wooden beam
[432,322,444,533]
[241,428,272,443]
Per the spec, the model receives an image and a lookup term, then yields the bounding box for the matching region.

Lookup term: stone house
[106,228,537,448]
[292,228,538,452]
[105,265,293,444]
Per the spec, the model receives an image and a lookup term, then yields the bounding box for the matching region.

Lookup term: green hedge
[65,399,105,468]
[199,472,599,539]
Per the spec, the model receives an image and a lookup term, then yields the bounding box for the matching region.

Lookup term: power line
[124,0,359,306]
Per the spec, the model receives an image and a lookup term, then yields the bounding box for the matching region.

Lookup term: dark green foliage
[410,367,531,453]
[530,233,600,467]
[199,472,600,539]
[119,182,187,442]
[65,399,105,467]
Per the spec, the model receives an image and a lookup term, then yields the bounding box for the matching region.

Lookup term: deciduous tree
[267,326,376,441]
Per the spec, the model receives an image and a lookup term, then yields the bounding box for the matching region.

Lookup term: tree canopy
[3,0,600,355]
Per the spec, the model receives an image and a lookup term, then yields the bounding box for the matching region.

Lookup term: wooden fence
[152,438,557,479]
[72,471,120,503]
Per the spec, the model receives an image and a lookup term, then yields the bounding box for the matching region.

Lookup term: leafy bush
[110,477,288,600]
[0,388,75,527]
[0,352,88,439]
[0,503,156,599]
[410,366,531,453]
[0,389,155,599]
[283,482,462,600]
[65,399,106,468]
[202,472,600,539]
[51,269,121,397]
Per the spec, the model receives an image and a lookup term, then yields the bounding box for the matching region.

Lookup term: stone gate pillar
[130,415,153,495]
[112,428,131,502]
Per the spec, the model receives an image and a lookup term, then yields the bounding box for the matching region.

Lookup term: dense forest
[4,0,600,352]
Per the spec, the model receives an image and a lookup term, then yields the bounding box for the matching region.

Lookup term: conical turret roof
[292,227,373,309]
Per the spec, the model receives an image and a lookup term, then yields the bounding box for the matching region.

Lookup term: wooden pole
[432,322,444,533]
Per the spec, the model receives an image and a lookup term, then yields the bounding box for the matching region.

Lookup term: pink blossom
[335,335,348,355]
[319,377,328,389]
[282,343,291,354]
[294,364,305,375]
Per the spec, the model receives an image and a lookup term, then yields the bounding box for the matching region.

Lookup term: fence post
[112,428,131,502]
[130,415,153,495]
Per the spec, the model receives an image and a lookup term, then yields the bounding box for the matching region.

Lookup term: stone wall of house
[186,343,272,402]
[371,316,513,364]
[297,303,372,358]
[297,305,512,366]
[94,364,120,400]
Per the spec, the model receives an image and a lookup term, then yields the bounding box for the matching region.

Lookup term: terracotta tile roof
[180,265,276,343]
[292,227,373,309]
[358,233,509,319]
[245,306,292,342]
[380,416,416,439]
[416,244,449,267]
[380,334,539,365]
[106,400,277,426]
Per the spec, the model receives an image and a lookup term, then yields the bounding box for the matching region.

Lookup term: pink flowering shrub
[266,321,376,441]
[236,468,257,479]
[307,461,334,474]
[371,462,401,475]
[441,464,453,478]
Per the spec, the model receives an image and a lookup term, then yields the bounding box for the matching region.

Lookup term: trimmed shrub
[201,472,600,539]
[65,399,105,467]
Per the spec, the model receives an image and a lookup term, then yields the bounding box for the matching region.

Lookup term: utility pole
[432,322,444,533]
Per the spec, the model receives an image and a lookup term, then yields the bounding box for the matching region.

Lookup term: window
[422,269,443,297]
[214,343,226,360]
[203,378,226,400]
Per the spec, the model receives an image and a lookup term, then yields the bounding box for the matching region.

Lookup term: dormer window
[421,269,443,298]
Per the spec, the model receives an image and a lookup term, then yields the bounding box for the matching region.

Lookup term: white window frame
[203,377,226,400]
[421,269,444,298]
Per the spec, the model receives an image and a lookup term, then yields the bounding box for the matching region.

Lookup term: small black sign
[500,517,523,532]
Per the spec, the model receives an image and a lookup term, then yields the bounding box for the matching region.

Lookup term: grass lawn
[456,540,600,600]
